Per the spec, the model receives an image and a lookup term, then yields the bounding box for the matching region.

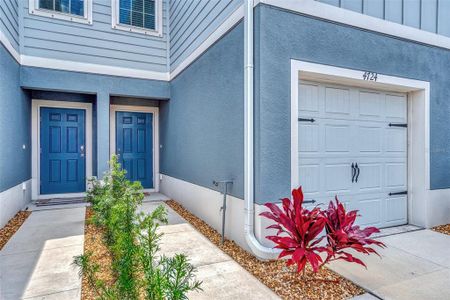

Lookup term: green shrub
[74,155,201,299]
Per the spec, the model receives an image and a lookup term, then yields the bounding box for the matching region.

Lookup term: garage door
[297,81,407,228]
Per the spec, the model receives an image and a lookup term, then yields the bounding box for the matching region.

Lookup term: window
[112,0,163,36]
[38,0,84,16]
[29,0,93,24]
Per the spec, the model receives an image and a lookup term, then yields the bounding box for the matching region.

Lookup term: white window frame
[111,0,163,37]
[29,0,93,25]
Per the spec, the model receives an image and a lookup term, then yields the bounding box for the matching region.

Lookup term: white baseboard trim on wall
[160,174,276,251]
[0,180,32,228]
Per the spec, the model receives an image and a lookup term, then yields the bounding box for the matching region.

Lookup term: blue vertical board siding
[254,4,450,204]
[0,44,31,193]
[0,0,19,51]
[403,0,421,28]
[363,0,384,19]
[169,0,242,71]
[21,0,169,72]
[161,21,244,199]
[317,0,450,37]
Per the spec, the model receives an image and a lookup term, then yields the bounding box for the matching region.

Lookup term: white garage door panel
[297,81,407,228]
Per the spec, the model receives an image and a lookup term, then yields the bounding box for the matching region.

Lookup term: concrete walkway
[1,201,278,300]
[0,206,85,299]
[140,201,279,300]
[330,229,450,300]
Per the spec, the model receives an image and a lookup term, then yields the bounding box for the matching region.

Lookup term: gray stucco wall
[161,22,244,199]
[0,44,31,192]
[254,4,450,204]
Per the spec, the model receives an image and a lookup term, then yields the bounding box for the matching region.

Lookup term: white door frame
[110,105,160,193]
[31,99,93,200]
[291,59,433,228]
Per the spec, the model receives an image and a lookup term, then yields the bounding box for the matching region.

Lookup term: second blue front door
[40,107,86,194]
[116,111,153,188]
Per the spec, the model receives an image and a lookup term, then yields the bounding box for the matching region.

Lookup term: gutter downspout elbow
[244,0,280,260]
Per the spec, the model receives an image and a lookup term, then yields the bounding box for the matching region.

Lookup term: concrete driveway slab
[330,229,450,300]
[380,230,450,268]
[329,244,444,291]
[374,268,450,300]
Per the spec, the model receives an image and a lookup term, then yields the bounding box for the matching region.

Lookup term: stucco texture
[254,4,450,203]
[0,45,31,192]
[160,22,245,199]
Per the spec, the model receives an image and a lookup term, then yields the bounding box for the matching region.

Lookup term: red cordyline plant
[260,186,385,274]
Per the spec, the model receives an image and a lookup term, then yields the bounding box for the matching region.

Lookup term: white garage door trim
[291,60,431,228]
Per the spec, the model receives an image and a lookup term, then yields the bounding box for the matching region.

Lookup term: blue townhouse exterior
[1,0,450,257]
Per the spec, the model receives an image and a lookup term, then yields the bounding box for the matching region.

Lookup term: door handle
[80,145,85,157]
[351,163,356,183]
[355,163,360,183]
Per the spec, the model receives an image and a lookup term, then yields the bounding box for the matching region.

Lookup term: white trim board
[0,29,20,63]
[260,0,450,51]
[110,105,160,193]
[290,59,435,228]
[21,55,170,81]
[28,0,93,25]
[4,0,450,83]
[111,0,163,37]
[31,100,93,200]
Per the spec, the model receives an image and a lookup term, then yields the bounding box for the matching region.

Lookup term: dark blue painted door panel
[116,111,153,188]
[40,107,86,194]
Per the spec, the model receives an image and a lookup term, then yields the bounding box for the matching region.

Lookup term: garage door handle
[355,163,360,183]
[351,163,356,183]
[389,191,407,196]
[298,118,315,123]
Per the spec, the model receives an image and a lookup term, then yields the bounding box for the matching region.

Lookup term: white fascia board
[0,30,20,63]
[260,0,450,50]
[21,55,170,81]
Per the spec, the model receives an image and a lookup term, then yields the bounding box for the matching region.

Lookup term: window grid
[119,0,156,30]
[39,0,85,17]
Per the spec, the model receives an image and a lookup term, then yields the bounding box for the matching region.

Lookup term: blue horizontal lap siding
[254,4,450,204]
[0,0,19,51]
[22,0,169,72]
[317,0,450,37]
[169,0,241,71]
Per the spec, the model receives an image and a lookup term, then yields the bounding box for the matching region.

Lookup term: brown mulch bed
[166,200,364,300]
[0,210,31,250]
[432,224,450,235]
[81,208,115,300]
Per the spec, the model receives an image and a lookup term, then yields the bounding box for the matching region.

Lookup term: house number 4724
[363,71,378,81]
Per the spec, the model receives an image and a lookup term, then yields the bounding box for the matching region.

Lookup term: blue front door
[116,111,153,188]
[40,107,86,194]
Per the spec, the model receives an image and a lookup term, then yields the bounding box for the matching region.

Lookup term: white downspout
[244,0,280,260]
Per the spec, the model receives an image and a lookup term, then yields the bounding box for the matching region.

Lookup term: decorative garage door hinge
[389,123,407,128]
[298,117,315,123]
[388,191,407,196]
